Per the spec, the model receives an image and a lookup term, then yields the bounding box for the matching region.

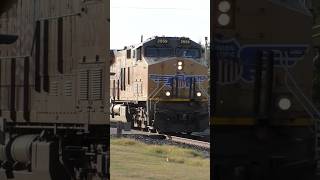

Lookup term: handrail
[284,77,315,132]
[267,49,320,166]
[313,25,320,30]
[148,84,166,113]
[279,55,320,134]
[198,81,209,98]
[312,33,320,38]
[281,63,320,119]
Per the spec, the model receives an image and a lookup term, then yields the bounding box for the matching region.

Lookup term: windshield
[176,48,201,58]
[145,47,174,57]
[268,0,311,11]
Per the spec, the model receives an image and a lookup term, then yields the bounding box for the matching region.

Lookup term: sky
[110,0,210,49]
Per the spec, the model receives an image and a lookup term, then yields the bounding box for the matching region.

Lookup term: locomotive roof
[113,36,205,65]
[126,36,201,49]
[268,0,312,16]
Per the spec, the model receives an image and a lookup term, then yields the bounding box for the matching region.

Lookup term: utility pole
[204,37,210,122]
[204,37,209,66]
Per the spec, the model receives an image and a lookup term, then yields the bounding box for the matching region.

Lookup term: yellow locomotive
[110,37,209,133]
[213,0,317,179]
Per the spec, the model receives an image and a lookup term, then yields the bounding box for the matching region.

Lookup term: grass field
[110,138,210,180]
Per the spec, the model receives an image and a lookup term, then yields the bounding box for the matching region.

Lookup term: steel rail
[166,135,210,149]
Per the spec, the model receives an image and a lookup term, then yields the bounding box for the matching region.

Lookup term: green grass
[111,138,210,180]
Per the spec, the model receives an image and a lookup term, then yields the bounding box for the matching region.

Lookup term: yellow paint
[211,117,313,126]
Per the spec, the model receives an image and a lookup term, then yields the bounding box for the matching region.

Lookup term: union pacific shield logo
[214,37,308,84]
[149,74,207,88]
[240,45,308,82]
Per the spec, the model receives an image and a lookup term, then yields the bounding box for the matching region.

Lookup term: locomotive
[110,37,209,133]
[0,0,109,180]
[212,0,318,179]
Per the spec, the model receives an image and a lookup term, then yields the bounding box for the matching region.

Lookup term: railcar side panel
[0,0,110,179]
[0,0,109,126]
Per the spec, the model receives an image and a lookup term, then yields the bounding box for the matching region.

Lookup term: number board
[180,39,191,45]
[157,38,169,44]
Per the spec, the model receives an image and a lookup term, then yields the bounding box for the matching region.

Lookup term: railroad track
[166,132,210,142]
[165,135,210,149]
[111,125,210,149]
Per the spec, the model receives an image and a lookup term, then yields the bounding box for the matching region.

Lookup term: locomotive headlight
[218,1,231,12]
[278,98,291,110]
[177,61,183,70]
[218,14,231,26]
[215,0,234,28]
[196,92,202,97]
[165,91,171,96]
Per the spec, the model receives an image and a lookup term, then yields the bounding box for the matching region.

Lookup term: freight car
[212,0,318,179]
[110,37,209,133]
[0,0,109,180]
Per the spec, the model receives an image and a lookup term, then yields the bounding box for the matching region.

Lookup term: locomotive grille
[79,69,103,100]
[64,81,72,96]
[218,58,241,84]
[90,69,103,100]
[79,70,89,100]
[49,81,59,96]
